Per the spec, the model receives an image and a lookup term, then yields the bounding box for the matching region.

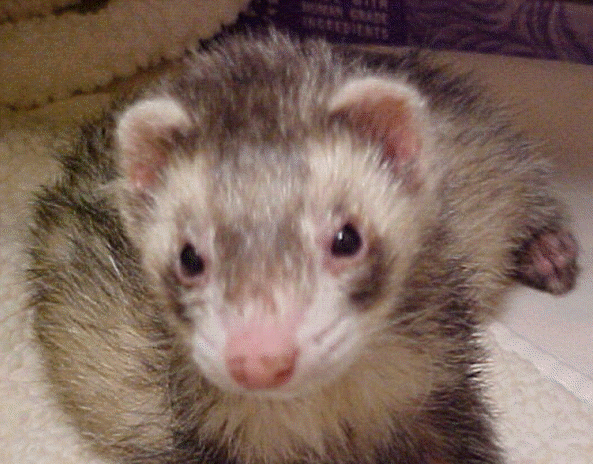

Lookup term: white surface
[485,322,593,464]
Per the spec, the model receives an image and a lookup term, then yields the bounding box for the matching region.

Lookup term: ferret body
[27,31,578,464]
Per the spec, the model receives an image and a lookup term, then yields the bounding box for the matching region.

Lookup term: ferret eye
[179,243,205,277]
[331,223,362,257]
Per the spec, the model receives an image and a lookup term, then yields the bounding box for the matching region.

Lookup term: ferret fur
[27,31,578,464]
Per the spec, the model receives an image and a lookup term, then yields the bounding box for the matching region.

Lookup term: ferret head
[113,45,439,400]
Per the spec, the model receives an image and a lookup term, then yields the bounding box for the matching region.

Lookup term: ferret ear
[116,97,192,192]
[329,77,425,184]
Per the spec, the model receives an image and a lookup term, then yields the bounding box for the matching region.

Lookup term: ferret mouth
[212,366,348,401]
[193,349,350,400]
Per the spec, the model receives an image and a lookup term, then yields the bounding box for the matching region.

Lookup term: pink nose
[226,349,299,389]
[225,328,299,389]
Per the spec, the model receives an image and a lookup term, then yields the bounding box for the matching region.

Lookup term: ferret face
[114,75,433,397]
[133,135,425,397]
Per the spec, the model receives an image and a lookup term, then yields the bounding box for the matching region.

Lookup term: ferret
[27,31,578,464]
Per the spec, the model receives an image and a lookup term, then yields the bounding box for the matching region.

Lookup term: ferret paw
[513,229,579,295]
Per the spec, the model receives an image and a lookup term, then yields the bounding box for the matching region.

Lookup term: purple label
[246,0,406,45]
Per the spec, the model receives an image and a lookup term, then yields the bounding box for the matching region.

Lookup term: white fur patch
[117,97,191,152]
[329,76,426,115]
[116,97,193,190]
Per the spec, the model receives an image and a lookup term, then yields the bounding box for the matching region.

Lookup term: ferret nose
[225,329,299,389]
[226,349,298,389]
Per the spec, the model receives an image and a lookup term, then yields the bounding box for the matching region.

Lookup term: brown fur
[27,31,577,464]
